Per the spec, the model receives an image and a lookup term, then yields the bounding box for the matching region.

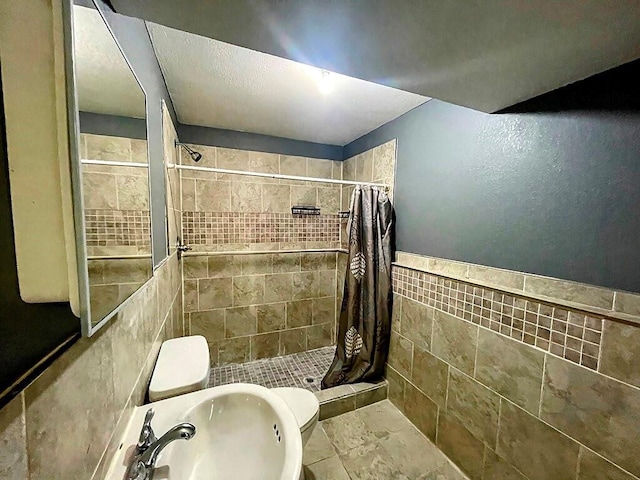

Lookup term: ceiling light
[317,70,333,94]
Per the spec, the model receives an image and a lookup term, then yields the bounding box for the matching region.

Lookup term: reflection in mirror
[73,4,152,328]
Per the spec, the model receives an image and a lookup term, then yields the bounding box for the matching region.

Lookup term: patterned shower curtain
[322,185,394,388]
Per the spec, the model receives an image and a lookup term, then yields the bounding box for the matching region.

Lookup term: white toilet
[148,341,318,478]
[148,337,319,449]
[272,387,320,446]
[148,335,210,402]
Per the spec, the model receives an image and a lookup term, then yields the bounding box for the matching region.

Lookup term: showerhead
[189,150,202,162]
[175,141,202,163]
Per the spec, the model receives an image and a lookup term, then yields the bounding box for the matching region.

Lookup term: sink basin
[106,383,302,480]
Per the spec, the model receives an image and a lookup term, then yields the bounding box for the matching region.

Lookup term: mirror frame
[161,99,180,258]
[64,0,154,337]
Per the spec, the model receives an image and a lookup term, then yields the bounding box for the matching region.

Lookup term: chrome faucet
[127,408,196,480]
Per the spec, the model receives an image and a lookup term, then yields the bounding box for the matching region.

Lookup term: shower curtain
[322,185,394,388]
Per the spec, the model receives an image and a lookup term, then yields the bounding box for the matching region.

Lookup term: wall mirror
[71,2,152,335]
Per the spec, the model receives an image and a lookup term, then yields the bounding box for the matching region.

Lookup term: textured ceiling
[73,6,145,119]
[147,23,428,145]
[112,0,640,113]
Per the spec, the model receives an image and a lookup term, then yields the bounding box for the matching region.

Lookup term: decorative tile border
[392,265,603,370]
[182,211,340,245]
[85,209,151,247]
[396,251,640,324]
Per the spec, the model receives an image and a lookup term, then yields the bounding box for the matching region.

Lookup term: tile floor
[303,400,468,480]
[209,346,335,392]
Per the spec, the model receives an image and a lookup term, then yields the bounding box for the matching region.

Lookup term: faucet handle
[143,408,155,425]
[127,460,148,480]
[136,408,157,453]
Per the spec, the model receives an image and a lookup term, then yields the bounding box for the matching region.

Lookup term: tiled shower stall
[171,138,397,370]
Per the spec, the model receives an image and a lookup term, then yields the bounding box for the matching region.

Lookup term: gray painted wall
[178,124,342,161]
[79,111,146,140]
[80,114,343,160]
[345,60,640,293]
[93,0,176,266]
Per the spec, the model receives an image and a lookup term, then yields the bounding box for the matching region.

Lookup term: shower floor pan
[208,346,388,420]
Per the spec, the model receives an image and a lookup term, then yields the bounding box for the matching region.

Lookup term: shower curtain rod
[171,163,389,189]
[81,159,148,168]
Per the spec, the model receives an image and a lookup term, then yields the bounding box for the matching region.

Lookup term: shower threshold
[208,346,388,420]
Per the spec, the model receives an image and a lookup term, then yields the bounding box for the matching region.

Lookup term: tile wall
[179,144,343,252]
[0,253,183,480]
[178,144,353,364]
[182,211,340,246]
[387,251,640,480]
[183,251,336,366]
[178,139,398,365]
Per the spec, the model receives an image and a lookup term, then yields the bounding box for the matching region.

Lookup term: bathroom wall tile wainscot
[386,251,640,480]
[184,251,337,365]
[0,254,183,480]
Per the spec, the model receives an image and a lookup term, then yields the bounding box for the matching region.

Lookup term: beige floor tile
[379,427,450,478]
[339,442,410,480]
[322,410,384,454]
[420,462,469,480]
[304,455,350,480]
[317,399,469,480]
[304,426,336,466]
[354,399,414,435]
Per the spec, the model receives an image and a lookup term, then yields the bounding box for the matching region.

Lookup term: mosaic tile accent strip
[85,209,151,247]
[392,265,603,370]
[183,211,340,246]
[209,346,335,392]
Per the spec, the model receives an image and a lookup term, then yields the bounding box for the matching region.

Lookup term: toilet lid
[149,335,210,401]
[272,387,319,429]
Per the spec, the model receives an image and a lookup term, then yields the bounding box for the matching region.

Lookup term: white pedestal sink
[106,383,302,480]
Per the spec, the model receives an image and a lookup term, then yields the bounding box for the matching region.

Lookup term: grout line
[443,365,450,412]
[575,446,582,480]
[596,319,605,373]
[538,353,547,418]
[480,442,489,478]
[473,322,480,378]
[495,398,502,454]
[434,404,440,444]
